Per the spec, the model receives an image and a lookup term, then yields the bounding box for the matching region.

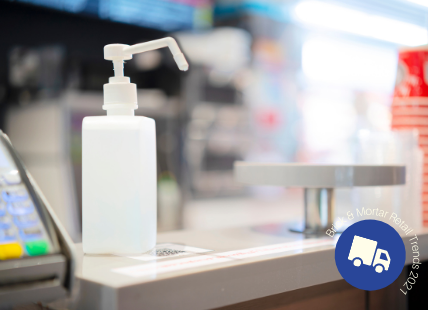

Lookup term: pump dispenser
[82,37,188,254]
[103,38,188,116]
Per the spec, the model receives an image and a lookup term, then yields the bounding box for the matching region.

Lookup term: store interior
[1,0,428,309]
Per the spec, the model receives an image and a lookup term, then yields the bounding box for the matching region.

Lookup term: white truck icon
[348,235,391,273]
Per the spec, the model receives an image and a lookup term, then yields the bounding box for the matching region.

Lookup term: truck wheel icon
[375,265,384,273]
[353,258,362,267]
[335,220,406,291]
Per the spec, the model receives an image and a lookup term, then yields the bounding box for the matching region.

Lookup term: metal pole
[303,188,335,233]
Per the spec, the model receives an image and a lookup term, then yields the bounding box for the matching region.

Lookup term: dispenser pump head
[103,37,188,115]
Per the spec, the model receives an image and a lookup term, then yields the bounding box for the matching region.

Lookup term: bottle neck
[107,108,135,116]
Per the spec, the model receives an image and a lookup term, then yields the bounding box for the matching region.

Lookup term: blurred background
[1,0,427,242]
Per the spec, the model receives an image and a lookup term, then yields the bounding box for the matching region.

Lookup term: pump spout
[123,37,188,71]
[104,37,188,72]
[103,37,188,115]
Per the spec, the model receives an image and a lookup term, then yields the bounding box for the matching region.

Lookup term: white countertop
[74,223,428,310]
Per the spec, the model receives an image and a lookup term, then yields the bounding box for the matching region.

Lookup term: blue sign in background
[335,219,406,291]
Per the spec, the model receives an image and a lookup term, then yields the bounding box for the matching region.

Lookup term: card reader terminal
[0,131,76,308]
[0,175,55,259]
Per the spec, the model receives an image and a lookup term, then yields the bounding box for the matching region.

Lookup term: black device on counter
[0,130,77,308]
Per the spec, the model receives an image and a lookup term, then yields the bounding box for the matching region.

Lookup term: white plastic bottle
[82,38,188,254]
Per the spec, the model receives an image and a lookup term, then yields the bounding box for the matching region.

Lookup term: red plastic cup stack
[392,46,428,226]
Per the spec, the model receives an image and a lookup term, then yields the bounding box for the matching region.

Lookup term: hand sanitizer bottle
[82,38,188,254]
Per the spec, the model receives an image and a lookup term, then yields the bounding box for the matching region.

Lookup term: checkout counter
[75,226,428,310]
[74,163,426,310]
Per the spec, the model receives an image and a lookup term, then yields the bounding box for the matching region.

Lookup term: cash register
[0,130,77,308]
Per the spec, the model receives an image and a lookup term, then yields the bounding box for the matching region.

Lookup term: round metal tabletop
[234,162,406,188]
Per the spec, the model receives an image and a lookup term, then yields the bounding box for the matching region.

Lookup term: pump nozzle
[104,37,188,73]
[102,37,189,116]
[123,37,188,71]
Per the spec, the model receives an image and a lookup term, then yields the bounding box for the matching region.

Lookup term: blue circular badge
[335,219,406,291]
